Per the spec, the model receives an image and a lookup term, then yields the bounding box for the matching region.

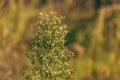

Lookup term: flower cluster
[24,11,74,80]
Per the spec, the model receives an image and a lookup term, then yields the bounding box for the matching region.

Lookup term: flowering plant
[24,11,73,80]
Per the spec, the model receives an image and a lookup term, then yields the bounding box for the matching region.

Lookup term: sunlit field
[1,0,120,80]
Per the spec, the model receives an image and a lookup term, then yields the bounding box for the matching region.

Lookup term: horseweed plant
[24,11,74,80]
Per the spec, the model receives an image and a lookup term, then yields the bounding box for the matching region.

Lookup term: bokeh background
[1,0,120,80]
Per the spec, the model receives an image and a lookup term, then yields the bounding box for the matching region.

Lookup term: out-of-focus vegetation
[0,0,120,80]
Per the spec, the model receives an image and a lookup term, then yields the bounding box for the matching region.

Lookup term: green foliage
[24,11,74,80]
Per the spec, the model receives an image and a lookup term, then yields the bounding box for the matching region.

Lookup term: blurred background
[1,0,120,80]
